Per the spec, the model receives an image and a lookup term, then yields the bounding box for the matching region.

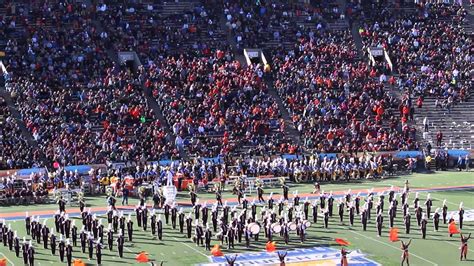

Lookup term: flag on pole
[73,259,85,266]
[448,221,460,235]
[335,238,351,246]
[211,245,224,257]
[389,228,399,242]
[266,241,276,252]
[136,251,150,263]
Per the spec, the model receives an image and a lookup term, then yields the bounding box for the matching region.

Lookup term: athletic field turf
[0,171,473,266]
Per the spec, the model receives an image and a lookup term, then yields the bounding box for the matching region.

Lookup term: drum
[249,223,260,234]
[272,223,282,234]
[288,222,297,231]
[304,220,311,228]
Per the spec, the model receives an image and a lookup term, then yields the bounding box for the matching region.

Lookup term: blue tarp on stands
[200,157,224,164]
[282,154,300,160]
[282,153,338,160]
[63,165,93,174]
[318,153,338,159]
[394,151,423,158]
[447,150,469,157]
[155,160,181,166]
[395,150,469,159]
[16,167,47,177]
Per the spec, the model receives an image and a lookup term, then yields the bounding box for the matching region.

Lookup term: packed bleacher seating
[3,1,177,166]
[97,1,227,58]
[272,29,419,153]
[223,0,338,50]
[0,96,41,169]
[360,4,471,108]
[143,53,299,157]
[0,0,471,173]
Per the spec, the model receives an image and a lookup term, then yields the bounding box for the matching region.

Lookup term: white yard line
[164,233,208,258]
[347,229,438,265]
[0,252,14,266]
[428,235,474,252]
[418,192,471,209]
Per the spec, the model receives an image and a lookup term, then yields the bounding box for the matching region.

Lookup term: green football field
[0,171,473,266]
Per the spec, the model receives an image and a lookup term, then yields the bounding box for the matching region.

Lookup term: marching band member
[172,203,178,229]
[126,213,134,241]
[107,224,113,250]
[338,199,345,224]
[311,200,318,223]
[404,211,411,234]
[433,208,440,231]
[425,194,433,218]
[376,210,383,237]
[157,214,163,240]
[442,199,448,224]
[421,213,428,239]
[328,192,334,217]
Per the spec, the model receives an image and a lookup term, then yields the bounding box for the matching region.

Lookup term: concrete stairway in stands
[414,1,474,151]
[161,1,197,16]
[87,0,186,159]
[212,2,302,148]
[413,98,474,150]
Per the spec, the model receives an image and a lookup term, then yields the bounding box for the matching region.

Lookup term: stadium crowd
[96,1,226,59]
[360,4,472,113]
[0,97,41,170]
[272,29,419,153]
[3,1,177,166]
[223,0,343,50]
[144,53,297,157]
[0,0,470,173]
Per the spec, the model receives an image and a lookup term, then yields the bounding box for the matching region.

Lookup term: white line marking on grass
[164,233,208,258]
[347,229,438,265]
[420,193,471,209]
[0,252,14,266]
[426,233,474,253]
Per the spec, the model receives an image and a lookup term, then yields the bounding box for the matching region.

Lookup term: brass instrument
[187,182,196,192]
[278,176,286,186]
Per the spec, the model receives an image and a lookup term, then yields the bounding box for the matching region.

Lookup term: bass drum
[303,220,311,228]
[271,223,282,234]
[248,223,260,235]
[288,222,297,231]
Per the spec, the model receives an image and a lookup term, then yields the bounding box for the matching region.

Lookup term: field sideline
[0,171,473,266]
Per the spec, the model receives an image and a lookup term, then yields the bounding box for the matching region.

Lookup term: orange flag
[449,221,460,235]
[389,228,399,242]
[211,244,224,257]
[0,258,6,266]
[73,259,85,266]
[335,238,351,246]
[136,252,150,263]
[266,241,276,252]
